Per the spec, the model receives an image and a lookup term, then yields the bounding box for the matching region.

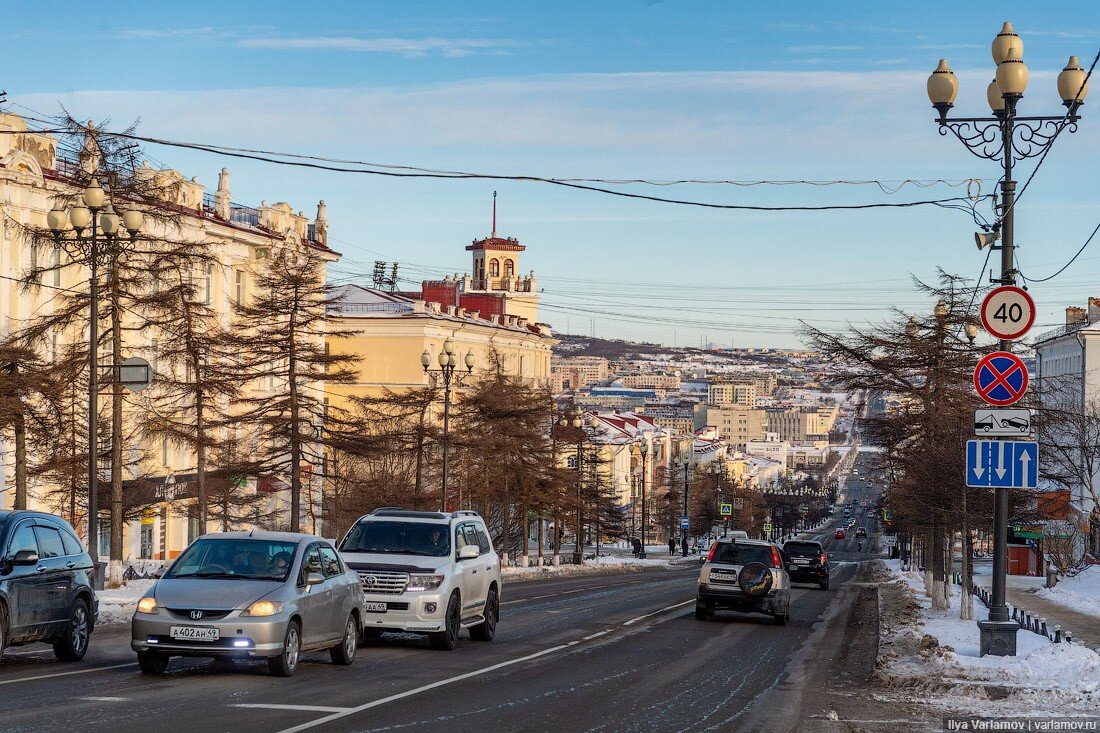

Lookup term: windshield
[340,520,451,557]
[165,538,299,580]
[784,542,821,556]
[712,542,775,567]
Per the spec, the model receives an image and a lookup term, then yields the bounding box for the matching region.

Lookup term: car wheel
[694,602,709,621]
[428,593,460,651]
[137,649,169,675]
[773,610,790,626]
[268,620,301,677]
[470,587,498,642]
[53,598,90,662]
[330,615,358,666]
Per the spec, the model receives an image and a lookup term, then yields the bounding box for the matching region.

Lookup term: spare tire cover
[737,562,774,597]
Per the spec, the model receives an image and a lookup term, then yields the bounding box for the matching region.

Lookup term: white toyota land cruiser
[337,509,501,650]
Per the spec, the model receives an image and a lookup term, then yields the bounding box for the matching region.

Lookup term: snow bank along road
[0,459,879,732]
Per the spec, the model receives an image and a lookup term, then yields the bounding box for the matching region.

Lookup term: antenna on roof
[491,190,497,238]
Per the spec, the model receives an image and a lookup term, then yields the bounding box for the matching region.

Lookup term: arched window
[504,259,515,278]
[489,259,500,277]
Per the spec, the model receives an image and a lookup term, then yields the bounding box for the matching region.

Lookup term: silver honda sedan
[131,531,365,676]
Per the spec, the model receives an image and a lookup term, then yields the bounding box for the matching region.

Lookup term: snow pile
[97,579,154,625]
[1035,566,1100,620]
[503,553,693,579]
[877,559,1100,716]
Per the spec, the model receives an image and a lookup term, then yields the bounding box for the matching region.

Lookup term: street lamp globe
[991,21,1023,65]
[987,79,1006,114]
[122,208,144,236]
[47,203,68,234]
[437,349,448,367]
[82,178,105,210]
[934,299,950,319]
[421,348,432,368]
[905,317,920,338]
[99,204,120,236]
[68,204,91,233]
[442,338,455,355]
[1058,56,1090,108]
[926,59,959,114]
[572,416,583,429]
[996,47,1029,98]
[464,350,475,371]
[965,321,980,343]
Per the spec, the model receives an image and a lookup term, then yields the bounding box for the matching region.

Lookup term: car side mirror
[828,553,834,559]
[305,572,325,587]
[11,549,38,566]
[457,545,480,561]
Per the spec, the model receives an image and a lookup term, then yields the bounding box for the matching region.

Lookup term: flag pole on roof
[492,190,497,238]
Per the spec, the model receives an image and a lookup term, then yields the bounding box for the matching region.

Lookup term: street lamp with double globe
[926,21,1090,657]
[48,179,143,567]
[421,338,474,512]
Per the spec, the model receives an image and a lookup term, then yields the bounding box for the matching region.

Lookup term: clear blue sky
[5,1,1100,347]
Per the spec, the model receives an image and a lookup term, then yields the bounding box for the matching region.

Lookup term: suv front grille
[357,570,409,595]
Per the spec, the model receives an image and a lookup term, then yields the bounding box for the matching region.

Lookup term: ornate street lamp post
[48,180,143,566]
[638,431,653,559]
[926,22,1090,658]
[674,454,693,557]
[559,409,586,565]
[421,338,474,512]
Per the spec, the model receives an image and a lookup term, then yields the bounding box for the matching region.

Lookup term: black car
[782,540,830,590]
[0,511,97,662]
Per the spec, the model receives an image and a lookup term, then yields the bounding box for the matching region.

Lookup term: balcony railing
[327,302,408,315]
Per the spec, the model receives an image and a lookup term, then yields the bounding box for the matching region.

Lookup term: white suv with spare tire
[337,509,501,650]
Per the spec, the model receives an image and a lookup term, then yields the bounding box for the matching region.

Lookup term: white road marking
[232,704,354,713]
[80,696,129,702]
[582,630,612,640]
[0,662,137,686]
[622,599,694,626]
[273,643,572,733]
[501,580,643,606]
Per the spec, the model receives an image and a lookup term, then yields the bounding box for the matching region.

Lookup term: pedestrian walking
[681,537,689,556]
[668,537,677,556]
[632,537,642,557]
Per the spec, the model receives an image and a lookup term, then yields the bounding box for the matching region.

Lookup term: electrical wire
[1018,219,1100,283]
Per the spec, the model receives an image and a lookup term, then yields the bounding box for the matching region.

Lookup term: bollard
[1011,607,1018,622]
[1066,631,1073,644]
[1040,619,1048,637]
[1054,626,1062,643]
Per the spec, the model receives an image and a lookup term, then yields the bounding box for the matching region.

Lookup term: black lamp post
[674,455,692,557]
[559,409,586,565]
[48,179,143,566]
[421,338,474,512]
[926,22,1090,658]
[638,431,653,559]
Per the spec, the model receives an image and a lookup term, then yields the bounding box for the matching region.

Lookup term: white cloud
[236,36,523,57]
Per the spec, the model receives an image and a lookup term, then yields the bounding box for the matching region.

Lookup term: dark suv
[0,511,97,662]
[782,540,830,590]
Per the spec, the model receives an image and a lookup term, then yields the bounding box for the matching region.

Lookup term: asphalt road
[0,455,884,733]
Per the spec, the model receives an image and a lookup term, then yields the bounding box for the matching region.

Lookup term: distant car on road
[782,540,829,590]
[131,531,365,677]
[856,527,867,538]
[696,539,791,625]
[834,529,846,540]
[0,511,97,663]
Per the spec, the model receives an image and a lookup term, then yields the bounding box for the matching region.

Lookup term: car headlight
[407,574,445,592]
[242,600,284,617]
[137,597,158,614]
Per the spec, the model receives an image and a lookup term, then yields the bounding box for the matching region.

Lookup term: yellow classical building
[0,112,338,563]
[326,230,555,409]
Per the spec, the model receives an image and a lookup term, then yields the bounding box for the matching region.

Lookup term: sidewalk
[973,574,1100,653]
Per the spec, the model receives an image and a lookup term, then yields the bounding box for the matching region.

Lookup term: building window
[504,259,515,278]
[50,245,61,286]
[235,270,245,304]
[162,437,170,467]
[489,259,500,277]
[203,264,213,304]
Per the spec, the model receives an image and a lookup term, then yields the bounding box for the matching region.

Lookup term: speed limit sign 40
[980,286,1035,341]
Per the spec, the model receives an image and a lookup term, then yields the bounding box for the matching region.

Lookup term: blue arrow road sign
[966,440,1038,489]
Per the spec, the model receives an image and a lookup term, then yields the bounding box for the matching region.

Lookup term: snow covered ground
[502,550,697,579]
[1035,566,1100,621]
[97,579,155,625]
[877,559,1100,718]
